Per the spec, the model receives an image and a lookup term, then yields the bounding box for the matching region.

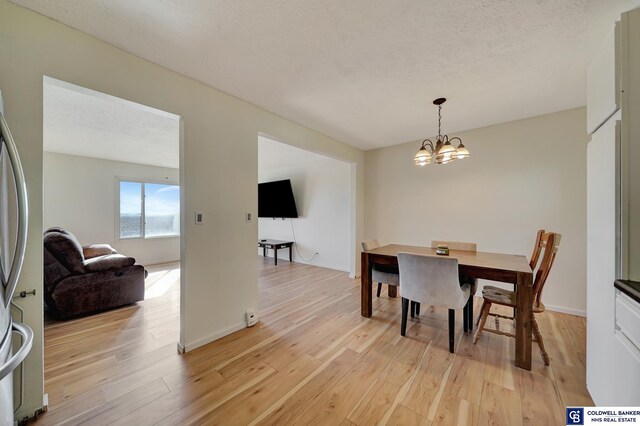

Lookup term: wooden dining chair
[508,229,545,319]
[361,240,399,297]
[528,229,546,271]
[398,252,472,353]
[473,232,561,366]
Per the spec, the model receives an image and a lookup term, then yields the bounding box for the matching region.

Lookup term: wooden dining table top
[364,244,532,275]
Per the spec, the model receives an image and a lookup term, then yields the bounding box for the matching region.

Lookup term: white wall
[43,152,180,265]
[258,149,350,272]
[365,108,588,315]
[0,1,365,418]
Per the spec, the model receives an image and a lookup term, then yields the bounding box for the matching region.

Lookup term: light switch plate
[195,212,204,224]
[245,212,253,223]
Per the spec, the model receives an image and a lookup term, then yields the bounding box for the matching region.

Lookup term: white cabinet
[612,290,640,405]
[587,23,620,134]
[613,332,640,405]
[622,8,640,281]
[587,7,640,405]
[616,290,640,349]
[586,113,620,405]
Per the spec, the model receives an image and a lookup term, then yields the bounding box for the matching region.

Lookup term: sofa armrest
[82,244,117,259]
[84,254,135,272]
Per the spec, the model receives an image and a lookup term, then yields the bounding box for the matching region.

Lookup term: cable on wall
[289,219,318,263]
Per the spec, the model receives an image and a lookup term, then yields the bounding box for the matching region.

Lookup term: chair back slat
[529,229,545,270]
[431,241,477,252]
[362,239,380,251]
[533,232,561,306]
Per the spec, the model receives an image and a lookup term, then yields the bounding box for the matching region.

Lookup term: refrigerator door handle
[0,321,33,381]
[0,112,28,308]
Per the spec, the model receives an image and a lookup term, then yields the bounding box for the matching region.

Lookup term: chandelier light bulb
[455,143,470,160]
[413,146,431,166]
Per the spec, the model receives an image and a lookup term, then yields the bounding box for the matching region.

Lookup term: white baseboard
[543,304,586,317]
[182,321,247,352]
[311,261,349,273]
[473,290,585,317]
[145,259,181,267]
[259,251,349,274]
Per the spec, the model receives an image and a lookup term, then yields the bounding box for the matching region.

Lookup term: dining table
[361,244,534,370]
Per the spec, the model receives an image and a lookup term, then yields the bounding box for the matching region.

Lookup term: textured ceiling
[258,135,338,176]
[18,0,639,150]
[44,77,180,168]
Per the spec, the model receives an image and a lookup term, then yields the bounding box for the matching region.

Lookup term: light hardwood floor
[37,258,592,425]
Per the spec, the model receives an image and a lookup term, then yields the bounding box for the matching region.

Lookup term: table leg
[388,286,397,298]
[361,252,372,317]
[289,246,292,262]
[263,246,266,257]
[274,247,278,266]
[515,271,533,370]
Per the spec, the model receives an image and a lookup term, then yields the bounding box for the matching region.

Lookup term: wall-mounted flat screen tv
[258,179,299,218]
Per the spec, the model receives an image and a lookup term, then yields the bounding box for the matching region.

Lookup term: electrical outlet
[246,308,259,327]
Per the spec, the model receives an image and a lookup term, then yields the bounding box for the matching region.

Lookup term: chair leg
[468,295,473,332]
[463,302,469,333]
[473,301,491,344]
[401,298,409,336]
[376,283,382,297]
[415,302,420,316]
[448,309,455,353]
[532,316,550,366]
[476,300,487,326]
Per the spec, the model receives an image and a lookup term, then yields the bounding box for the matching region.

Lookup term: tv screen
[258,179,299,218]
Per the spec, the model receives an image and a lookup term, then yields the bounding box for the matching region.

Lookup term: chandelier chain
[437,104,442,137]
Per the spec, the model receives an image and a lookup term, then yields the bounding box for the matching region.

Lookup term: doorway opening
[41,76,183,404]
[258,134,354,272]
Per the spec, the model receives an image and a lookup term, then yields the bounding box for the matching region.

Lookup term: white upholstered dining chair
[361,240,399,297]
[398,252,472,353]
[429,240,478,328]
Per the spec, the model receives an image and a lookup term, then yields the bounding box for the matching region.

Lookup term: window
[119,181,143,238]
[119,180,180,239]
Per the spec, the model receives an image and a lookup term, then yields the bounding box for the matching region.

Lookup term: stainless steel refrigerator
[0,92,33,425]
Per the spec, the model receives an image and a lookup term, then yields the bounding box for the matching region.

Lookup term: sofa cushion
[43,231,85,274]
[83,244,117,259]
[84,254,136,272]
[48,264,146,318]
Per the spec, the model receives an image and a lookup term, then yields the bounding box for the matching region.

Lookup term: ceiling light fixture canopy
[413,98,470,166]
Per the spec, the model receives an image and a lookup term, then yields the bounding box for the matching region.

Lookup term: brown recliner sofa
[43,227,146,318]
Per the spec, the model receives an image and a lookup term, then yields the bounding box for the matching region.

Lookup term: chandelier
[414,98,470,166]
